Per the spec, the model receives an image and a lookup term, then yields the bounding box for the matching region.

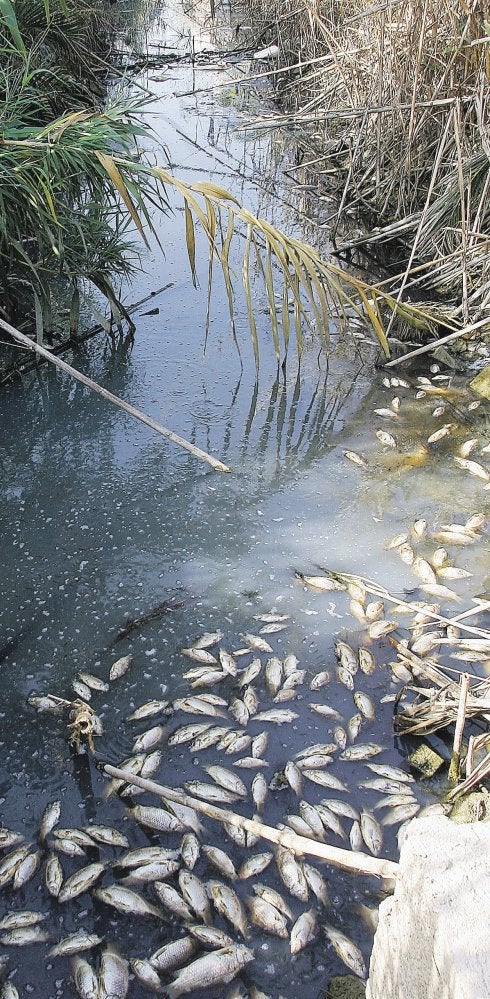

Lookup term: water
[0,2,489,996]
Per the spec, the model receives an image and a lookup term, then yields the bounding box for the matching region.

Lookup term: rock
[470,364,490,400]
[367,815,490,998]
[450,788,490,823]
[407,742,445,777]
[327,975,366,998]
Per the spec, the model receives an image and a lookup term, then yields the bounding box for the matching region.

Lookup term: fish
[166,945,254,999]
[340,743,383,760]
[265,656,283,696]
[347,713,363,742]
[44,853,63,897]
[130,958,163,992]
[343,450,367,467]
[337,665,355,690]
[114,846,180,869]
[359,777,414,794]
[296,742,337,759]
[0,846,31,888]
[333,726,347,750]
[187,926,234,949]
[412,519,428,537]
[374,408,398,419]
[412,557,437,585]
[437,566,472,579]
[27,694,71,715]
[360,811,383,855]
[71,956,99,999]
[192,631,224,649]
[109,655,133,681]
[168,722,213,745]
[366,763,415,782]
[253,883,293,919]
[0,911,47,931]
[53,828,95,847]
[302,770,349,792]
[229,697,250,726]
[38,800,61,843]
[421,582,460,601]
[284,760,303,795]
[189,726,230,752]
[427,424,453,444]
[295,573,344,591]
[0,828,24,850]
[387,533,409,549]
[275,848,309,902]
[94,885,165,919]
[179,870,213,925]
[296,754,334,769]
[247,896,288,938]
[78,671,110,692]
[321,798,360,821]
[350,821,363,851]
[252,709,298,724]
[180,832,200,871]
[83,825,129,848]
[153,883,194,921]
[132,725,165,754]
[310,670,331,689]
[454,457,489,481]
[367,620,398,639]
[181,648,218,664]
[208,881,249,938]
[234,756,269,769]
[260,622,288,634]
[242,634,274,653]
[72,679,91,700]
[127,699,170,721]
[308,703,342,720]
[323,923,367,979]
[239,853,273,879]
[291,908,317,954]
[202,845,238,882]
[184,781,241,805]
[150,937,198,973]
[204,765,247,797]
[251,731,268,758]
[13,849,42,890]
[58,863,106,903]
[353,691,375,721]
[238,659,262,687]
[335,641,358,673]
[302,864,330,906]
[119,860,180,885]
[376,430,397,448]
[48,932,103,958]
[99,946,129,999]
[0,926,51,946]
[381,801,420,825]
[174,697,227,719]
[358,648,375,674]
[374,793,418,811]
[252,773,268,813]
[128,804,186,835]
[316,804,346,840]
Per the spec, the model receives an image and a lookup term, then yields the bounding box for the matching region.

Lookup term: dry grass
[244,0,490,330]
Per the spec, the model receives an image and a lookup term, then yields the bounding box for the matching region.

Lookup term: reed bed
[245,0,490,329]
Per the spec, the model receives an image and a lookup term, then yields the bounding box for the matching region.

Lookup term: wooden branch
[449,672,470,782]
[383,316,490,368]
[0,318,231,474]
[103,764,399,880]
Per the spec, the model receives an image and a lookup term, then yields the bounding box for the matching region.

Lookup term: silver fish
[343,450,367,467]
[150,937,197,973]
[181,832,200,870]
[208,881,249,938]
[130,958,162,992]
[333,726,347,750]
[353,691,375,721]
[181,648,218,664]
[259,622,288,634]
[189,726,231,752]
[83,825,129,848]
[347,713,363,742]
[238,659,262,687]
[179,870,212,925]
[185,781,241,805]
[265,657,283,696]
[358,648,375,675]
[234,756,269,769]
[38,800,61,843]
[169,722,213,745]
[229,697,250,727]
[296,742,337,759]
[58,863,106,902]
[324,923,367,979]
[166,945,254,999]
[132,725,165,754]
[253,883,293,919]
[174,697,226,719]
[302,864,330,906]
[48,931,103,958]
[316,804,346,840]
[202,845,238,882]
[321,798,360,821]
[238,853,273,879]
[360,811,383,855]
[44,853,63,897]
[252,709,298,724]
[204,765,247,797]
[119,860,180,885]
[302,770,349,792]
[310,670,331,689]
[247,896,288,938]
[0,828,24,850]
[187,925,234,949]
[99,946,128,999]
[251,731,268,758]
[109,655,133,681]
[129,805,186,834]
[78,671,109,692]
[242,634,273,653]
[115,846,180,869]
[275,848,308,902]
[299,801,326,841]
[72,679,91,701]
[192,631,223,649]
[154,883,194,921]
[0,911,47,930]
[308,703,342,720]
[53,828,95,847]
[381,801,420,825]
[366,763,415,782]
[335,641,358,673]
[127,700,169,722]
[71,956,98,999]
[0,926,51,946]
[0,846,31,887]
[291,908,317,954]
[340,743,383,761]
[251,773,268,813]
[296,754,334,769]
[94,885,165,919]
[13,849,42,890]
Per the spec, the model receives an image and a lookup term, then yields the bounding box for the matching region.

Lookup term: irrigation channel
[0,2,489,997]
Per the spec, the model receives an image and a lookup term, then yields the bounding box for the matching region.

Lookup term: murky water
[0,2,489,996]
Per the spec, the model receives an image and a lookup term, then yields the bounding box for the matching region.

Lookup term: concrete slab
[367,815,490,999]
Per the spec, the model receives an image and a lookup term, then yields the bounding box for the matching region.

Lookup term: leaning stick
[384,316,490,367]
[0,319,231,473]
[103,764,399,879]
[449,672,470,783]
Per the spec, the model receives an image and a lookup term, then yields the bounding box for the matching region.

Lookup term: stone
[326,975,366,998]
[470,364,490,400]
[367,815,490,998]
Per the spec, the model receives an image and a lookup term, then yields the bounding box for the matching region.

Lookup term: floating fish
[291,908,317,954]
[109,655,133,681]
[324,923,367,979]
[343,450,368,467]
[247,896,288,938]
[166,945,254,999]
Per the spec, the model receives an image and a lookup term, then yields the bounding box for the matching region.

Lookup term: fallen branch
[449,672,470,782]
[102,763,399,879]
[0,318,231,473]
[384,316,490,367]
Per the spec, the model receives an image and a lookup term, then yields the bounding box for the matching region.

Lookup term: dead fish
[184,781,241,805]
[48,931,103,958]
[347,713,363,742]
[229,697,250,727]
[360,811,383,855]
[353,691,375,721]
[308,703,342,720]
[260,622,288,634]
[239,853,273,879]
[242,634,273,653]
[412,557,437,585]
[427,424,453,444]
[387,532,409,549]
[238,659,262,687]
[359,778,413,795]
[340,743,383,761]
[0,911,47,931]
[253,709,298,724]
[181,648,218,665]
[376,430,397,448]
[454,457,489,481]
[367,620,398,639]
[218,649,237,676]
[127,700,170,722]
[321,798,360,822]
[265,657,283,696]
[13,849,42,890]
[0,926,51,946]
[166,945,254,999]
[358,648,375,674]
[38,800,61,844]
[181,833,200,871]
[208,881,249,938]
[220,732,252,755]
[119,860,180,885]
[115,847,179,870]
[333,726,347,750]
[192,631,223,650]
[343,450,367,467]
[324,923,367,979]
[296,742,337,759]
[234,756,269,769]
[58,863,106,903]
[291,908,317,954]
[275,848,308,902]
[84,825,129,848]
[72,678,91,701]
[302,863,330,907]
[99,946,129,999]
[251,731,269,758]
[204,766,247,797]
[310,670,331,689]
[71,956,99,999]
[27,693,71,715]
[247,896,288,938]
[297,754,334,769]
[421,582,460,601]
[381,801,420,825]
[78,672,109,692]
[350,821,363,851]
[398,542,415,565]
[295,572,344,592]
[130,958,163,992]
[0,828,24,850]
[95,885,164,919]
[251,773,268,812]
[202,845,238,882]
[169,722,213,746]
[315,804,346,840]
[153,883,194,921]
[189,726,231,752]
[366,764,414,782]
[132,725,165,754]
[109,655,133,681]
[128,806,185,834]
[187,925,234,949]
[179,870,213,925]
[44,853,63,897]
[150,937,198,974]
[302,770,349,792]
[53,828,95,848]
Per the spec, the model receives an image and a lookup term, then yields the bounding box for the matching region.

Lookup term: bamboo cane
[103,764,399,879]
[0,318,231,473]
[449,672,470,783]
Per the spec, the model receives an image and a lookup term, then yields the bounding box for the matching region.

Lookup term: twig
[384,316,490,367]
[102,764,399,879]
[0,318,231,473]
[449,672,470,782]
